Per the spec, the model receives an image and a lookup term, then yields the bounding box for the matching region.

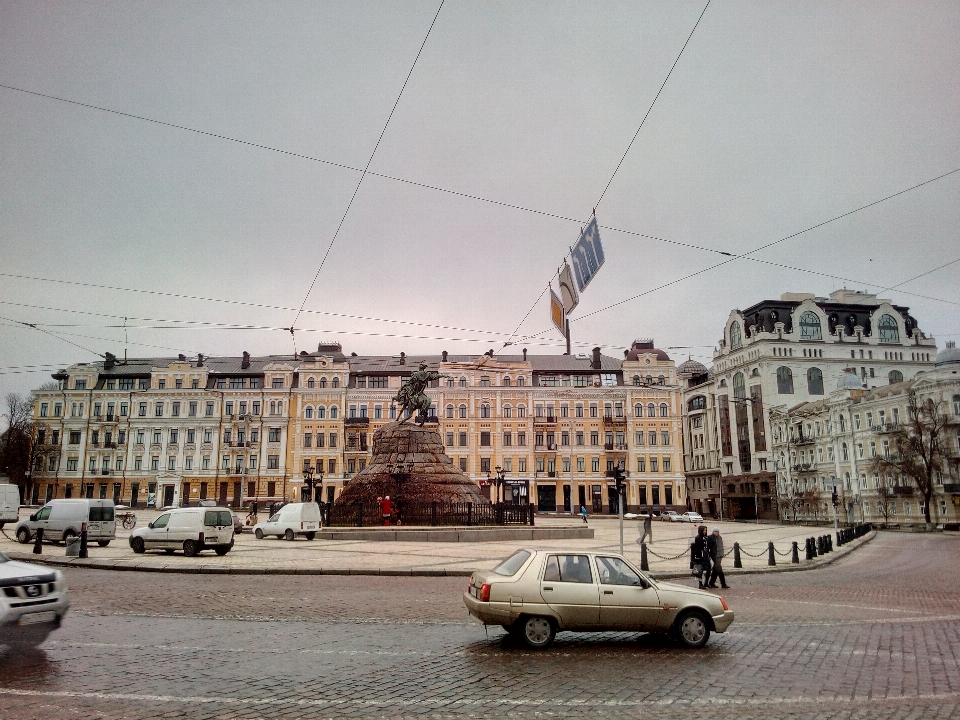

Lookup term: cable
[291,0,445,325]
[888,256,960,289]
[0,314,101,358]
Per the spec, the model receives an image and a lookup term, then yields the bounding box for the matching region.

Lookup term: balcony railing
[892,485,915,496]
[943,484,960,494]
[345,417,370,425]
[603,416,627,426]
[534,416,557,425]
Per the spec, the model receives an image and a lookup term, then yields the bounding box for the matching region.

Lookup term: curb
[4,532,875,579]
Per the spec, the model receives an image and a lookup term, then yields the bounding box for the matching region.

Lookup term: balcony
[876,423,901,433]
[105,442,117,449]
[535,444,558,452]
[602,416,627,427]
[101,469,111,476]
[792,434,814,445]
[534,416,557,426]
[892,485,916,496]
[943,484,960,494]
[345,443,369,453]
[792,463,815,473]
[345,417,370,426]
[106,414,114,422]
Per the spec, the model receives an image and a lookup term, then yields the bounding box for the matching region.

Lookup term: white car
[0,551,70,648]
[680,512,704,523]
[129,507,234,556]
[253,502,321,541]
[662,511,682,522]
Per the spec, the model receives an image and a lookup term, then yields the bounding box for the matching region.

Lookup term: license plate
[469,586,478,598]
[304,523,317,530]
[19,611,56,626]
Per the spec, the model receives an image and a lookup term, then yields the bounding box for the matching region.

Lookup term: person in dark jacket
[706,527,730,589]
[639,511,653,544]
[692,525,711,589]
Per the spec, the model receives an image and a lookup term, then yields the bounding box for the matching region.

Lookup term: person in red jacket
[380,496,392,526]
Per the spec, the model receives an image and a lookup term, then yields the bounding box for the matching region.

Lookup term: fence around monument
[327,501,534,527]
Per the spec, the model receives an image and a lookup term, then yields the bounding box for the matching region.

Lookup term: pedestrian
[692,525,711,589]
[707,527,730,588]
[380,495,392,526]
[580,505,588,524]
[639,510,653,545]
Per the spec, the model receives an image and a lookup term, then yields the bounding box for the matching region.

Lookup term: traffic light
[614,466,625,494]
[831,486,838,507]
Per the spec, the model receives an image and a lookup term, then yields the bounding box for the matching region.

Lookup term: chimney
[399,352,406,366]
[104,352,116,370]
[178,353,186,361]
[441,350,448,362]
[522,348,528,361]
[197,353,204,367]
[241,351,250,369]
[591,347,602,369]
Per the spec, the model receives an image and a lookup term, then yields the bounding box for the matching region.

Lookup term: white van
[14,499,116,546]
[0,483,20,527]
[253,502,321,540]
[129,507,234,556]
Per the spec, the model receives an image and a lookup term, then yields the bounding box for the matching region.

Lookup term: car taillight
[198,532,204,543]
[719,597,729,611]
[479,584,491,602]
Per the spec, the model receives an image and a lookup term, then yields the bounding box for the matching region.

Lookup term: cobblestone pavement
[1,531,958,719]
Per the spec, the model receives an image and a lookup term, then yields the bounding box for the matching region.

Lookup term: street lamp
[301,465,314,503]
[494,465,506,504]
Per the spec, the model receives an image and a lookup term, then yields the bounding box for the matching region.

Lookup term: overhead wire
[291,0,445,325]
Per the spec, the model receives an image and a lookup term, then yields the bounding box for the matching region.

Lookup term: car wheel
[673,610,711,648]
[131,537,145,554]
[97,540,110,547]
[304,532,315,540]
[214,546,230,556]
[520,616,556,650]
[255,528,264,540]
[182,539,199,557]
[284,529,295,541]
[16,527,31,544]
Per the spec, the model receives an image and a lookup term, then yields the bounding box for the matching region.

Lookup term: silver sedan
[464,549,734,649]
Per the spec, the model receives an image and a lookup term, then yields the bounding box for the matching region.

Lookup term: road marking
[761,597,938,614]
[737,613,960,627]
[2,688,958,708]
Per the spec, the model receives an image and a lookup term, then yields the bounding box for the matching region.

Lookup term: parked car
[253,502,321,540]
[0,483,20,528]
[197,500,242,533]
[661,511,682,522]
[679,512,704,523]
[128,507,234,556]
[0,551,70,648]
[14,499,116,546]
[464,549,733,649]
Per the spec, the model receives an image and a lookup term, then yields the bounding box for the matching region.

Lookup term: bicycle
[118,512,137,530]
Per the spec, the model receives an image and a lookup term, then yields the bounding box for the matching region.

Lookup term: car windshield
[491,550,531,576]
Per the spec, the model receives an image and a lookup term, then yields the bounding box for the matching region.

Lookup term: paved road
[2,532,958,719]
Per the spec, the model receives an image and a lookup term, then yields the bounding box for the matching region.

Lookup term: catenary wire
[888,256,960,289]
[0,314,101,358]
[291,0,445,326]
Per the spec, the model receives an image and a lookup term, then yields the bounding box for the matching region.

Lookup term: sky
[1,0,959,407]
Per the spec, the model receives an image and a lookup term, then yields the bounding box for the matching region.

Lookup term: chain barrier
[645,546,691,561]
[737,545,768,558]
[774,546,793,556]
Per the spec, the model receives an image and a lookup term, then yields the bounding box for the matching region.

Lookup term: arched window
[459,376,467,388]
[632,375,640,386]
[445,404,454,418]
[517,404,527,418]
[776,367,794,394]
[732,372,746,399]
[657,375,665,385]
[634,403,643,417]
[502,376,511,387]
[807,367,824,395]
[332,377,339,388]
[319,377,327,388]
[317,406,326,419]
[659,403,669,417]
[458,404,467,419]
[277,402,283,415]
[889,370,903,384]
[688,396,706,411]
[445,377,454,388]
[480,404,490,418]
[517,376,525,386]
[645,375,653,385]
[503,404,512,418]
[878,314,900,343]
[329,405,338,419]
[647,403,656,417]
[269,401,276,415]
[799,311,822,341]
[730,321,742,349]
[307,377,315,388]
[304,406,313,419]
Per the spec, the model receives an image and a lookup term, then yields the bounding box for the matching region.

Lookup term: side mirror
[29,513,37,522]
[147,522,155,529]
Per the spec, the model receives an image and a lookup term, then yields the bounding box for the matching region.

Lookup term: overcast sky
[1,0,959,405]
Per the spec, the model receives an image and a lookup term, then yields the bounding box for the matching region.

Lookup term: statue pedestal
[335,422,488,506]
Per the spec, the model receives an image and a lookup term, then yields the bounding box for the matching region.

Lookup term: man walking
[580,505,588,524]
[692,525,711,589]
[639,510,653,545]
[707,527,730,589]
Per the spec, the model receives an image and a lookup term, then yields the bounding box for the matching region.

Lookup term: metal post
[767,541,775,566]
[791,541,799,563]
[79,522,88,559]
[618,488,624,557]
[33,527,43,554]
[467,502,473,527]
[733,541,742,568]
[640,542,649,571]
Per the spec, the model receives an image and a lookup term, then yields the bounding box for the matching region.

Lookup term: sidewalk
[1,511,869,578]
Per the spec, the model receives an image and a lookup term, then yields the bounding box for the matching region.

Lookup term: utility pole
[615,463,626,556]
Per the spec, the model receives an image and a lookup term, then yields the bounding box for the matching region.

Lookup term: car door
[32,506,52,535]
[595,556,663,631]
[539,554,600,629]
[146,512,171,548]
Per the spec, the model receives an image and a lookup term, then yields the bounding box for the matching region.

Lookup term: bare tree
[1,393,36,499]
[874,482,895,528]
[870,389,947,530]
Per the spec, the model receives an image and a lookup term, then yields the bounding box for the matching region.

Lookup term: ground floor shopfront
[530,479,685,515]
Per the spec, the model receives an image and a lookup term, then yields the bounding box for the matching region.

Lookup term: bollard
[812,536,819,557]
[805,537,813,560]
[767,541,776,566]
[640,542,649,571]
[79,523,88,559]
[827,534,832,552]
[733,541,743,569]
[836,531,843,547]
[791,541,799,564]
[32,527,43,554]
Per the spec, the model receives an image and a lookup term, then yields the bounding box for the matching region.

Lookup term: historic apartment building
[768,345,960,527]
[28,341,685,515]
[681,289,938,520]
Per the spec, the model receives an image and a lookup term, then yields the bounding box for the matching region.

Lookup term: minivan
[0,483,20,527]
[129,507,234,556]
[14,499,116,546]
[253,502,321,540]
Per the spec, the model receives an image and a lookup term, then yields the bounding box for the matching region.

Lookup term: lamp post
[301,465,314,503]
[494,465,505,505]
